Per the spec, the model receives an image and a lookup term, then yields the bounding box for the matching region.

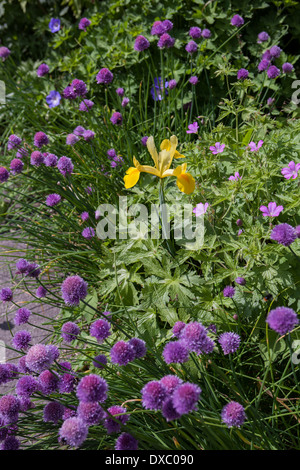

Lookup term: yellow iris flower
[124,135,195,194]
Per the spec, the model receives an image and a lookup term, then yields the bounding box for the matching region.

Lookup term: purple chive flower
[282,62,294,74]
[30,151,44,166]
[189,26,201,39]
[80,211,89,221]
[270,223,297,246]
[83,130,95,141]
[70,79,87,97]
[160,375,183,394]
[115,433,138,451]
[163,20,173,32]
[1,436,20,450]
[141,136,149,146]
[66,133,79,146]
[16,376,39,398]
[266,307,298,335]
[37,63,49,77]
[223,286,235,298]
[7,134,22,151]
[107,148,117,159]
[267,65,280,79]
[0,395,20,424]
[14,308,31,326]
[189,76,198,85]
[236,219,243,227]
[76,374,108,403]
[63,407,77,421]
[34,132,49,148]
[77,402,104,426]
[79,99,94,111]
[25,344,56,373]
[162,341,190,364]
[259,202,283,217]
[15,148,27,159]
[104,405,130,434]
[26,262,41,278]
[162,398,182,421]
[221,401,246,428]
[201,29,211,39]
[281,161,300,179]
[0,46,11,60]
[172,321,186,338]
[231,15,244,27]
[62,86,77,100]
[59,417,88,448]
[193,202,209,217]
[36,286,47,298]
[295,226,300,238]
[235,277,246,285]
[172,382,201,415]
[16,259,29,274]
[78,18,91,31]
[46,90,61,108]
[180,322,210,355]
[57,156,74,176]
[168,79,177,89]
[0,365,11,385]
[237,68,249,80]
[0,167,9,183]
[186,122,199,134]
[46,193,61,207]
[49,18,61,33]
[210,142,225,154]
[218,332,241,355]
[257,32,270,43]
[0,287,13,302]
[128,338,147,359]
[61,275,88,306]
[248,140,264,152]
[121,97,130,107]
[44,402,64,424]
[58,373,76,394]
[10,158,24,175]
[151,21,166,36]
[109,111,122,125]
[258,59,270,72]
[262,49,272,61]
[116,87,124,97]
[73,126,86,136]
[38,370,59,394]
[141,381,167,410]
[44,153,58,167]
[110,341,135,366]
[150,77,169,101]
[185,40,198,54]
[12,330,31,351]
[134,35,150,51]
[96,68,113,84]
[61,322,80,343]
[89,319,111,343]
[228,172,241,181]
[157,33,175,49]
[18,356,31,374]
[82,227,95,239]
[93,354,107,369]
[270,45,281,58]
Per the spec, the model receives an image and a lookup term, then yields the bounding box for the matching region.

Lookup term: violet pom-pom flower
[115,433,138,450]
[82,227,95,239]
[235,277,246,285]
[141,136,149,146]
[38,370,59,394]
[0,395,20,424]
[76,374,108,403]
[282,62,294,74]
[36,286,47,298]
[66,133,79,146]
[231,14,244,27]
[237,68,249,80]
[77,402,104,426]
[61,322,80,343]
[181,322,208,353]
[122,97,130,107]
[116,87,124,97]
[25,344,55,372]
[162,398,182,422]
[83,130,95,141]
[160,375,183,394]
[128,338,147,359]
[157,33,175,49]
[223,286,235,298]
[189,26,201,39]
[163,20,173,32]
[221,401,246,428]
[57,156,74,176]
[172,382,201,415]
[26,262,41,278]
[189,76,198,85]
[185,40,198,54]
[168,79,177,89]
[0,167,9,183]
[96,68,113,84]
[44,153,58,167]
[89,319,111,343]
[73,126,86,136]
[46,193,61,207]
[34,131,49,148]
[104,405,129,434]
[59,417,88,448]
[15,259,28,275]
[258,59,270,72]
[12,330,31,351]
[1,436,20,450]
[151,21,166,36]
[58,374,76,394]
[270,45,281,58]
[218,332,241,355]
[257,32,269,43]
[110,340,135,366]
[110,112,123,125]
[80,211,89,221]
[7,134,22,151]
[172,321,186,338]
[202,29,211,39]
[30,150,44,167]
[267,65,280,79]
[0,46,11,61]
[44,402,64,424]
[93,354,107,369]
[134,35,150,51]
[141,381,167,410]
[0,287,13,302]
[266,306,298,335]
[37,63,49,77]
[78,18,91,31]
[162,341,189,364]
[79,99,94,111]
[16,376,39,398]
[10,158,24,175]
[61,275,88,306]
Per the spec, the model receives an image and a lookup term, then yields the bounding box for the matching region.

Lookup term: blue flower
[46,91,61,108]
[150,77,169,101]
[49,18,61,33]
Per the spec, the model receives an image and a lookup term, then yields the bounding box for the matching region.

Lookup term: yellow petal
[174,150,185,159]
[147,136,159,169]
[160,139,171,151]
[136,164,160,177]
[124,167,140,189]
[159,148,173,175]
[176,172,195,194]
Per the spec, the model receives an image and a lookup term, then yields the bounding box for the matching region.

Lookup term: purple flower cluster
[266,307,298,335]
[218,332,241,355]
[151,20,173,36]
[110,337,146,366]
[61,322,80,342]
[221,401,246,428]
[15,259,41,278]
[96,68,113,84]
[25,343,59,373]
[61,275,88,306]
[270,223,297,247]
[63,79,87,100]
[37,64,49,77]
[12,330,31,351]
[134,35,150,52]
[76,374,108,403]
[89,319,111,343]
[104,405,130,434]
[78,18,91,31]
[46,193,61,207]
